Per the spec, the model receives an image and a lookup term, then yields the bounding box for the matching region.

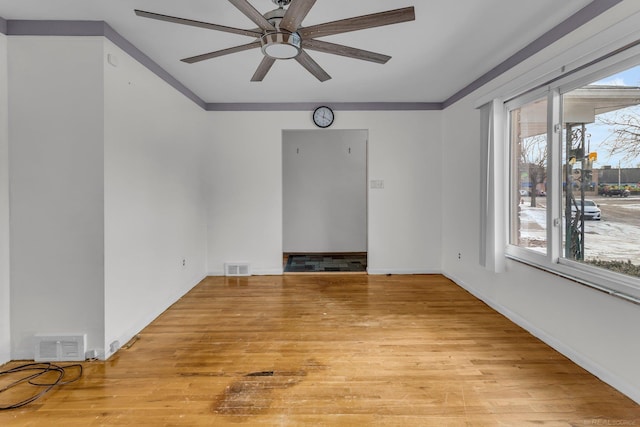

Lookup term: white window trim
[502,48,640,304]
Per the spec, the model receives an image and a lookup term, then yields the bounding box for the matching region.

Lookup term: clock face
[313,106,334,128]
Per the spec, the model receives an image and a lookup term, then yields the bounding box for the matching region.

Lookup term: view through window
[510,97,548,255]
[562,64,640,278]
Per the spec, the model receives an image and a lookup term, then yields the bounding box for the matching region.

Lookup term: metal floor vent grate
[34,334,86,362]
[224,262,251,277]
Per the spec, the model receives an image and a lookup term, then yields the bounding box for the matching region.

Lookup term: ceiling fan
[134,0,415,82]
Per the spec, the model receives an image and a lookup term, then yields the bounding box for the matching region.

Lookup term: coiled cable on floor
[0,362,83,410]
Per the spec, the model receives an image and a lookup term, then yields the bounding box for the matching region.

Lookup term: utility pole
[618,160,621,188]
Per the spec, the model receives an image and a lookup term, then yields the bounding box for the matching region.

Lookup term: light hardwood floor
[1,274,639,426]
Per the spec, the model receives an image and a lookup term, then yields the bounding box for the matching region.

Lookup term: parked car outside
[600,185,630,197]
[570,199,601,220]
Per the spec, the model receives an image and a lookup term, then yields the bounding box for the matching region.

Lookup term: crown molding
[206,102,443,111]
[7,19,104,36]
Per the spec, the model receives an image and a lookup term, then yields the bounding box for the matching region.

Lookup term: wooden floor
[1,275,639,426]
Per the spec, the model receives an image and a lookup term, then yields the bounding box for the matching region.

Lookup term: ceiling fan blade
[280,0,317,32]
[302,39,391,64]
[134,9,261,38]
[251,56,277,81]
[295,50,331,82]
[181,41,261,64]
[228,0,275,32]
[299,6,415,39]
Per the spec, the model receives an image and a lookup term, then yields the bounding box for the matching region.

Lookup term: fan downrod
[272,0,291,7]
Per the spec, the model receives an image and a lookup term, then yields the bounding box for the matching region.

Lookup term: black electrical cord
[0,362,83,410]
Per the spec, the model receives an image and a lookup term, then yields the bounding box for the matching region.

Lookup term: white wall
[6,36,209,360]
[0,33,10,363]
[8,37,105,359]
[206,111,442,275]
[283,130,367,253]
[441,3,640,403]
[103,40,208,358]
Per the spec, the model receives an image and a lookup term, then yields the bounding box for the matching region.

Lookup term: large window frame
[503,48,640,304]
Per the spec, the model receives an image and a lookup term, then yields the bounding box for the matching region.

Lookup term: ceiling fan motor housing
[272,0,292,7]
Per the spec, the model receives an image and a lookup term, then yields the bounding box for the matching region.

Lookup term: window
[562,65,640,278]
[509,97,548,254]
[506,57,640,300]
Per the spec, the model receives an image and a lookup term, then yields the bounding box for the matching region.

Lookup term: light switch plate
[370,179,384,189]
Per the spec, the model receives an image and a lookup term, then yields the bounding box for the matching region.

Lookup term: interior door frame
[281,128,369,255]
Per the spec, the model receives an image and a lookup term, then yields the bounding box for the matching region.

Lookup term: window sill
[505,245,640,305]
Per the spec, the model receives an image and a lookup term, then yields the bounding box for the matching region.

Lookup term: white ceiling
[0,0,596,104]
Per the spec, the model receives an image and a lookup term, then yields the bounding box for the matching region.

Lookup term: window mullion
[547,89,562,263]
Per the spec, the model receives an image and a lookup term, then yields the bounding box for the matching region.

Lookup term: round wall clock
[313,106,334,128]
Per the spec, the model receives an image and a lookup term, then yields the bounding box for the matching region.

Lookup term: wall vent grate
[224,262,251,277]
[34,334,86,362]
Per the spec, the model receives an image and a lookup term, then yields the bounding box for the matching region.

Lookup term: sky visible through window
[587,65,640,168]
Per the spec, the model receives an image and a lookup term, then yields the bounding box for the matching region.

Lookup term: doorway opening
[282,129,368,273]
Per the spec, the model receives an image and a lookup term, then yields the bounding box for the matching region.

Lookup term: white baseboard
[209,269,441,276]
[208,268,284,276]
[11,350,32,361]
[444,272,640,405]
[367,268,441,275]
[252,268,284,276]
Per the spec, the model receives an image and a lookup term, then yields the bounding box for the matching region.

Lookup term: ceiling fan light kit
[135,0,415,82]
[261,31,301,59]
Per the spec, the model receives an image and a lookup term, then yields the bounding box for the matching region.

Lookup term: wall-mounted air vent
[34,334,86,362]
[224,262,251,277]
